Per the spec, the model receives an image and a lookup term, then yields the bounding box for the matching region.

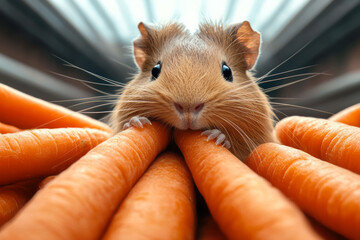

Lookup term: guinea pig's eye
[221,62,233,82]
[151,61,162,80]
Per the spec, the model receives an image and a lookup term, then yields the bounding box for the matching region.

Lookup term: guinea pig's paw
[123,116,152,130]
[201,129,231,149]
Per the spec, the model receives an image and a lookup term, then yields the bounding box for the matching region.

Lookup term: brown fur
[110,22,275,160]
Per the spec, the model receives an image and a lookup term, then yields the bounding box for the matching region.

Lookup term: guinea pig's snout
[173,102,205,130]
[174,102,204,115]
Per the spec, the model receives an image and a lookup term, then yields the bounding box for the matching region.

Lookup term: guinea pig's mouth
[151,112,205,131]
[176,125,200,130]
[176,115,203,130]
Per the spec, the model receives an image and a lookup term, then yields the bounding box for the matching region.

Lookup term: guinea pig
[110,21,275,161]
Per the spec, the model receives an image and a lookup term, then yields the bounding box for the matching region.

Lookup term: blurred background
[0,0,359,123]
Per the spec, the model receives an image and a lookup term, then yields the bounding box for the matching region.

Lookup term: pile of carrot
[0,82,359,239]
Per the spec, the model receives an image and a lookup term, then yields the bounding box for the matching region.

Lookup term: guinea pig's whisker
[214,109,273,132]
[80,110,114,114]
[51,72,122,87]
[257,65,316,82]
[257,72,328,85]
[117,84,153,91]
[270,102,333,115]
[224,101,268,116]
[115,111,140,120]
[116,100,158,104]
[218,108,276,128]
[217,115,257,153]
[223,85,252,95]
[76,102,117,113]
[218,104,273,121]
[208,114,238,144]
[232,105,277,122]
[33,108,110,129]
[50,95,118,103]
[67,99,117,109]
[111,57,137,71]
[118,91,154,97]
[115,108,158,115]
[258,41,312,82]
[54,56,128,87]
[117,108,165,120]
[227,72,323,96]
[120,95,157,100]
[79,82,114,96]
[74,68,153,94]
[114,109,143,113]
[224,80,268,94]
[223,98,270,104]
[223,99,274,112]
[268,97,299,100]
[272,108,290,118]
[264,74,322,93]
[66,64,123,87]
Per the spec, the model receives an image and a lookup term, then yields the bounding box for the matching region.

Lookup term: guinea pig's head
[113,21,274,155]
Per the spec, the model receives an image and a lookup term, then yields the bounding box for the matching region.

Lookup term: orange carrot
[0,128,109,185]
[197,216,227,240]
[175,130,321,240]
[38,176,56,190]
[0,179,40,227]
[276,116,360,173]
[0,83,111,132]
[246,143,360,240]
[0,122,20,134]
[103,152,196,240]
[0,122,170,240]
[329,103,360,127]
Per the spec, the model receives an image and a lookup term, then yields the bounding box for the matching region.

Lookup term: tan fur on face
[111,22,275,160]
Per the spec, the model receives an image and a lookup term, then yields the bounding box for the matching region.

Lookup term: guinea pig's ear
[133,22,153,69]
[235,21,260,70]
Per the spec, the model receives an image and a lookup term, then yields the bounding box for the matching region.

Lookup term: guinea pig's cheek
[164,114,186,130]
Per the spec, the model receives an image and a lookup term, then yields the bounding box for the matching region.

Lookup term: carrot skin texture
[103,152,196,240]
[329,103,360,127]
[0,122,20,134]
[0,83,111,132]
[0,122,170,240]
[0,179,40,227]
[276,116,360,174]
[0,128,110,185]
[175,130,321,240]
[246,143,360,240]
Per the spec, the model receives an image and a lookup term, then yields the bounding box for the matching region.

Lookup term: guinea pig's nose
[174,103,184,114]
[194,103,204,113]
[174,102,204,114]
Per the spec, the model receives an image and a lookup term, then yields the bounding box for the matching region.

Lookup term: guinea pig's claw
[222,140,231,149]
[123,122,130,129]
[123,116,152,130]
[201,129,231,149]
